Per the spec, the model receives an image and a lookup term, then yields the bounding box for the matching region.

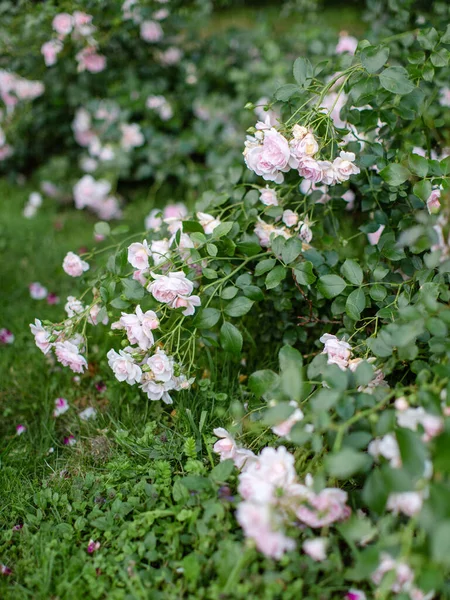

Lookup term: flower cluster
[41,12,106,73]
[244,120,359,185]
[73,175,121,220]
[122,0,168,44]
[213,431,350,560]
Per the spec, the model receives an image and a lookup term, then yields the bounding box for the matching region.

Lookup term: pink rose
[146,348,173,382]
[282,210,298,228]
[332,151,360,182]
[163,203,187,220]
[290,132,319,161]
[260,186,278,206]
[52,13,73,36]
[127,241,150,270]
[63,252,90,277]
[107,348,142,385]
[336,33,358,55]
[426,188,441,214]
[271,402,304,438]
[140,20,163,43]
[147,271,194,304]
[41,40,63,67]
[55,341,88,373]
[171,295,201,316]
[76,47,106,73]
[196,211,221,234]
[0,328,14,344]
[302,538,327,561]
[367,224,385,246]
[30,319,52,354]
[320,333,351,370]
[244,127,293,184]
[120,123,144,150]
[298,157,323,183]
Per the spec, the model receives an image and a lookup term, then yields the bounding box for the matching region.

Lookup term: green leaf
[361,45,389,73]
[183,220,205,233]
[408,154,429,178]
[396,428,426,477]
[346,288,366,320]
[193,308,221,329]
[432,522,450,565]
[248,370,279,399]
[255,258,276,276]
[279,345,303,370]
[326,448,372,479]
[281,364,303,402]
[265,266,287,290]
[220,322,243,354]
[110,297,130,309]
[353,361,375,387]
[275,84,300,101]
[341,259,363,286]
[263,402,296,427]
[293,57,313,86]
[379,66,415,95]
[206,243,218,257]
[380,163,411,186]
[202,268,218,280]
[281,237,303,265]
[209,459,235,483]
[431,48,449,67]
[221,286,238,300]
[293,262,316,285]
[212,222,233,239]
[224,297,254,317]
[413,180,432,202]
[121,278,145,301]
[318,274,347,298]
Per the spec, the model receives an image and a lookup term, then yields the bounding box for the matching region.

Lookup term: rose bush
[25,7,450,596]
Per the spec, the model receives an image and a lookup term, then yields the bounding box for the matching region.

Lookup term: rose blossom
[120,123,144,150]
[62,252,90,277]
[298,157,323,183]
[271,401,304,438]
[107,348,142,385]
[368,434,401,468]
[426,188,441,214]
[367,224,385,246]
[88,304,108,326]
[213,427,256,469]
[290,132,319,162]
[151,239,171,266]
[140,376,174,404]
[76,47,106,73]
[371,554,414,594]
[147,271,194,304]
[293,486,349,528]
[282,210,298,228]
[439,87,450,108]
[79,407,97,421]
[127,241,150,270]
[41,40,63,67]
[244,126,294,184]
[16,424,26,436]
[30,319,52,354]
[52,13,73,36]
[0,328,14,344]
[140,20,163,42]
[73,175,111,210]
[55,341,88,373]
[73,11,95,36]
[145,209,163,231]
[259,186,278,206]
[386,491,424,516]
[146,348,173,382]
[196,212,221,234]
[346,590,366,600]
[302,537,327,561]
[111,305,159,351]
[53,397,69,417]
[64,296,85,318]
[29,282,48,300]
[319,334,351,370]
[298,221,313,243]
[332,151,360,182]
[336,32,358,55]
[170,294,201,316]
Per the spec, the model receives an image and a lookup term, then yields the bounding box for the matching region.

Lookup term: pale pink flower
[164,203,187,220]
[53,397,69,417]
[368,434,401,468]
[107,348,142,384]
[282,210,298,228]
[63,252,90,277]
[87,539,100,553]
[196,212,221,234]
[73,11,95,36]
[298,157,323,183]
[439,87,450,108]
[426,188,441,214]
[111,305,159,351]
[88,304,108,326]
[259,186,278,206]
[16,424,26,436]
[320,334,351,370]
[29,282,48,300]
[171,294,201,316]
[139,376,174,403]
[146,348,173,382]
[52,13,73,36]
[73,175,111,210]
[30,319,52,354]
[293,486,349,528]
[332,151,360,182]
[396,407,443,442]
[336,32,358,55]
[244,126,294,184]
[79,407,97,420]
[64,435,77,446]
[272,401,304,438]
[127,240,150,270]
[302,537,327,561]
[213,428,256,470]
[147,271,194,304]
[133,269,149,286]
[120,123,144,150]
[346,590,367,600]
[386,491,423,516]
[145,209,163,231]
[64,296,85,318]
[0,328,14,344]
[55,341,88,373]
[153,8,169,20]
[298,221,313,243]
[342,189,356,210]
[151,239,171,266]
[371,554,414,594]
[290,132,319,162]
[41,40,63,67]
[76,47,106,73]
[140,20,163,42]
[158,47,183,65]
[367,224,385,246]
